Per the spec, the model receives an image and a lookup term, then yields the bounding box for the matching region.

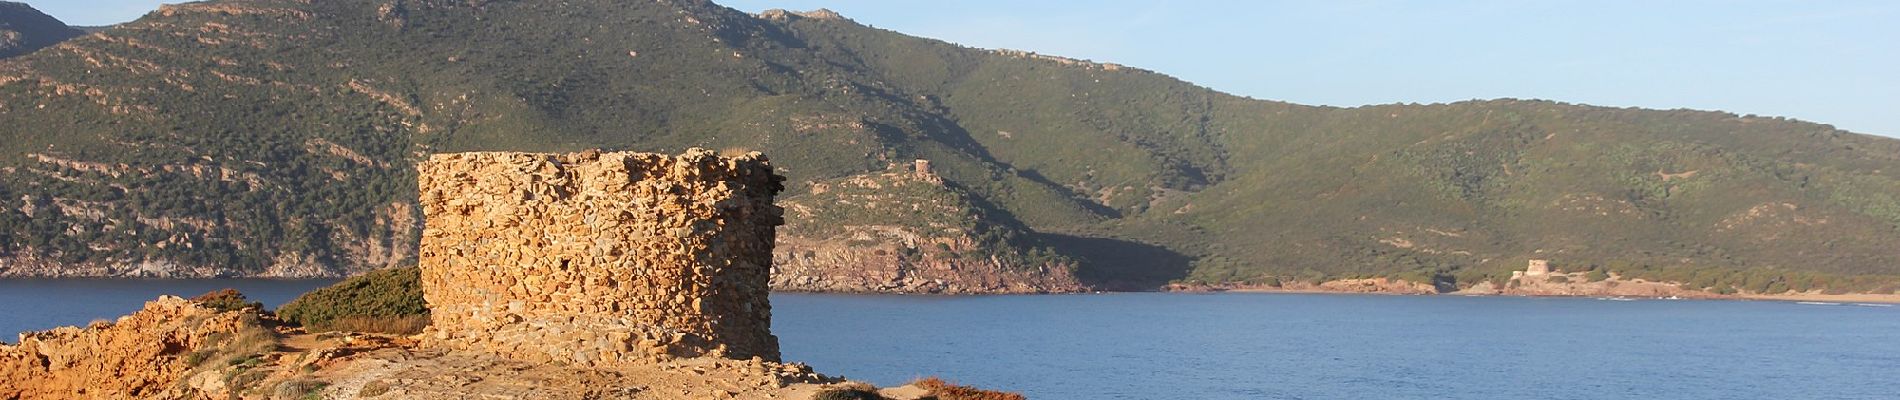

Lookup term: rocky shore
[1166,267,1900,304]
[0,295,863,399]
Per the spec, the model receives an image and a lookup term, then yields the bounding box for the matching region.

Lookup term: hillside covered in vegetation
[0,0,1896,294]
[0,1,81,59]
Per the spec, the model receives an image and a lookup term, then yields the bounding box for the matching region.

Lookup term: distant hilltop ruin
[1514,259,1552,279]
[416,149,787,366]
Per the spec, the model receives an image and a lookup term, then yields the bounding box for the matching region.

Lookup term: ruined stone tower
[416,149,785,366]
[1525,259,1551,276]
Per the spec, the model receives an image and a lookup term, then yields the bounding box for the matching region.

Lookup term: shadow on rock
[1040,234,1192,291]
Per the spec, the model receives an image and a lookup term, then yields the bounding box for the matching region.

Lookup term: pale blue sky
[25,0,1900,138]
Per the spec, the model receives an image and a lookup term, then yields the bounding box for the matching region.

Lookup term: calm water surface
[770,293,1900,400]
[2,281,1895,399]
[0,279,338,339]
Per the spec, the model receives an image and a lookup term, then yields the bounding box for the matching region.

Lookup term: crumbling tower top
[1525,259,1551,277]
[416,148,785,366]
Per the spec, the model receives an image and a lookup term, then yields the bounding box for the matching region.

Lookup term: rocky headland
[1167,260,1900,304]
[772,162,1085,294]
[0,150,1020,399]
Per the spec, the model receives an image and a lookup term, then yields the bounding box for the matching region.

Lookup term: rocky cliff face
[418,149,784,365]
[772,167,1085,294]
[0,296,270,399]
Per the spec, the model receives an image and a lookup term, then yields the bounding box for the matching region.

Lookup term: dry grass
[309,315,429,335]
[913,377,1025,400]
[214,315,281,366]
[274,378,328,399]
[357,380,393,397]
[811,384,883,400]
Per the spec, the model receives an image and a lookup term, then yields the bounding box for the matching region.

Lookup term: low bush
[191,289,262,312]
[274,378,328,400]
[913,377,1025,400]
[812,384,884,400]
[358,380,393,397]
[277,267,428,333]
[317,315,430,335]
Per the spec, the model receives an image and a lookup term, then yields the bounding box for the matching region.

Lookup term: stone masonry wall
[416,149,785,366]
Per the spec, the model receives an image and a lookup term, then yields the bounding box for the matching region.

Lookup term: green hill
[0,1,81,58]
[0,0,1895,294]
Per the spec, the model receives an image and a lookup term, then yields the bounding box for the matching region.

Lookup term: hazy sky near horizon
[25,0,1900,138]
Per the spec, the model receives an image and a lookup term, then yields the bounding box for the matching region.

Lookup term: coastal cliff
[773,165,1085,294]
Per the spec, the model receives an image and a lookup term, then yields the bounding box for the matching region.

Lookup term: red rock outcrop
[0,296,265,399]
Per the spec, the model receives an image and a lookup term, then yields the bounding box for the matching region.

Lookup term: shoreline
[4,277,1898,304]
[1164,284,1900,304]
[1737,292,1900,304]
[785,287,1900,304]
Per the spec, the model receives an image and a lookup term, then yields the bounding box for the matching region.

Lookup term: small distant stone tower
[912,159,942,183]
[913,159,933,177]
[416,149,786,366]
[1525,259,1551,276]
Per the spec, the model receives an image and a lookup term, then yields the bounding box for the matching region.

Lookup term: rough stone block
[417,149,785,365]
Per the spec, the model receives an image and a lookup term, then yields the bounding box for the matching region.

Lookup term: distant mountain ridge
[0,0,1896,295]
[0,1,81,58]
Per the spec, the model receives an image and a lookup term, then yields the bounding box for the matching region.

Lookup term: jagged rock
[0,296,267,399]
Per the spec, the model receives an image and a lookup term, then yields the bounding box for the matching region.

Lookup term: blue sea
[0,278,339,338]
[774,293,1900,400]
[2,280,1896,399]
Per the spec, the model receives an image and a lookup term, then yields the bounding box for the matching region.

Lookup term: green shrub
[812,386,884,400]
[277,267,427,333]
[1585,270,1610,282]
[1257,276,1283,288]
[190,289,262,312]
[185,349,218,367]
[1548,275,1571,283]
